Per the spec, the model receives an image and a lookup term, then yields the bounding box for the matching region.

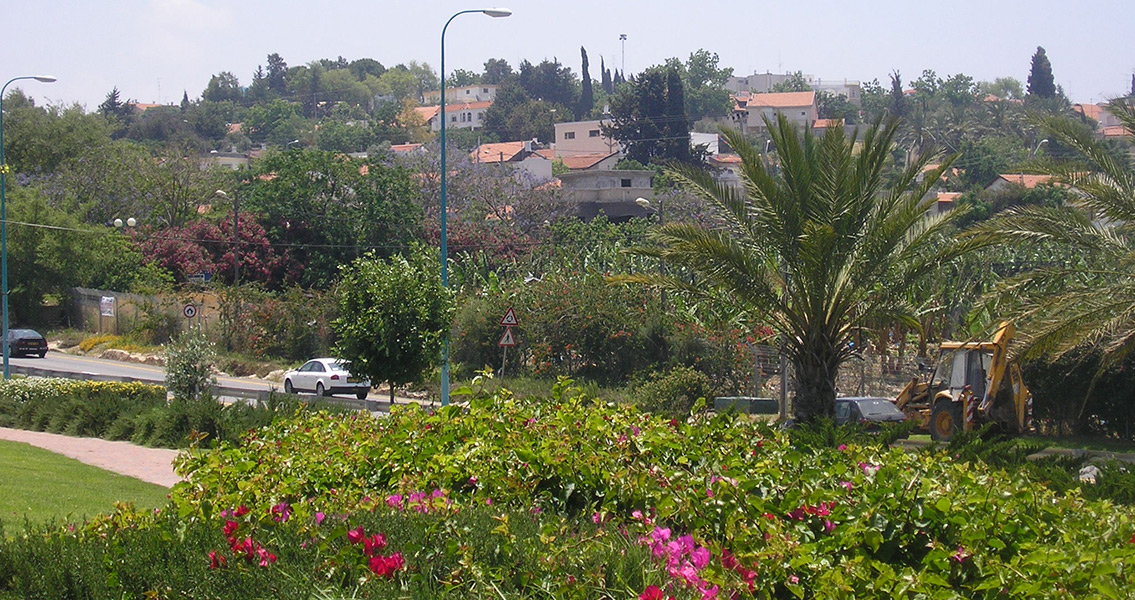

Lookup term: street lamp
[2,75,56,379]
[1032,138,1049,158]
[439,7,511,406]
[113,217,137,229]
[286,139,301,150]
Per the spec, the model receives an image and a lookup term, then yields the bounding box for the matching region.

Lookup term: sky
[4,0,1135,110]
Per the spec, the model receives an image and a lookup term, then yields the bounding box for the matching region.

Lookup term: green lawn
[0,440,170,527]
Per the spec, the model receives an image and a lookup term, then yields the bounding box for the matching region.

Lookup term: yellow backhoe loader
[894,322,1033,441]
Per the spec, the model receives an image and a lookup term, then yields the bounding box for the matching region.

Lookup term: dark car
[835,397,907,427]
[7,329,47,358]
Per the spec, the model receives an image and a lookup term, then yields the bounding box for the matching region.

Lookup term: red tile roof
[994,174,1056,189]
[1074,103,1105,121]
[812,118,842,129]
[736,91,815,109]
[1102,125,1133,138]
[558,152,617,170]
[471,141,528,163]
[389,143,423,153]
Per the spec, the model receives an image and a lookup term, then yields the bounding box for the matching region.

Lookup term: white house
[422,84,498,104]
[413,100,493,132]
[729,91,818,134]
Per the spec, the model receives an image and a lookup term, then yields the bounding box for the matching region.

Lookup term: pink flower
[368,552,405,578]
[314,512,326,525]
[837,444,847,451]
[386,494,403,509]
[234,505,249,517]
[639,585,665,600]
[951,546,971,564]
[270,502,292,523]
[700,584,719,599]
[208,550,226,570]
[691,546,710,569]
[347,526,365,545]
[840,481,854,491]
[788,575,800,585]
[222,520,239,538]
[363,533,387,556]
[468,476,478,486]
[706,488,714,498]
[592,512,602,524]
[257,546,277,567]
[824,520,836,533]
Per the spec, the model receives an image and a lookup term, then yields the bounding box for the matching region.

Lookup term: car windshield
[331,361,349,371]
[856,399,903,416]
[10,329,39,338]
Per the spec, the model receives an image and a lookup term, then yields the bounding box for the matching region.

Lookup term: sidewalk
[0,427,181,487]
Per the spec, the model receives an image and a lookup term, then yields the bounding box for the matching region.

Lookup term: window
[564,131,576,140]
[482,88,489,93]
[476,112,481,121]
[465,89,470,95]
[451,115,458,123]
[589,129,600,137]
[620,179,632,188]
[801,111,806,116]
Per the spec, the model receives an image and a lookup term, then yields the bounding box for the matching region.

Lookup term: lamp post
[439,7,511,406]
[2,75,56,379]
[1032,138,1049,158]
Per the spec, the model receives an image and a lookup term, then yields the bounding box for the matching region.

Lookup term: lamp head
[482,8,512,17]
[33,76,57,83]
[635,197,651,209]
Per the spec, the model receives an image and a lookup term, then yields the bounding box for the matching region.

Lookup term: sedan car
[834,397,908,427]
[7,329,47,358]
[283,358,371,399]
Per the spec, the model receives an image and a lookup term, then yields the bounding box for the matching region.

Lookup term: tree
[1027,46,1056,99]
[333,246,455,403]
[619,116,968,421]
[242,149,422,288]
[600,57,613,95]
[978,77,1024,100]
[164,329,217,401]
[888,71,907,118]
[98,87,136,133]
[578,47,594,119]
[203,71,242,104]
[266,53,289,95]
[604,66,692,165]
[1,92,115,174]
[970,98,1135,422]
[349,58,386,82]
[517,59,578,108]
[771,71,810,93]
[447,69,480,88]
[482,58,513,85]
[678,49,733,120]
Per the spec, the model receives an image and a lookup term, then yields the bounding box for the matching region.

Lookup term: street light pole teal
[1,75,56,379]
[439,7,511,406]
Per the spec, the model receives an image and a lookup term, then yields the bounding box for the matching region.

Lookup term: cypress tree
[579,47,594,119]
[1026,46,1056,99]
[601,57,612,94]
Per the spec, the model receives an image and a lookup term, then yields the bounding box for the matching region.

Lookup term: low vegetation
[2,378,1130,598]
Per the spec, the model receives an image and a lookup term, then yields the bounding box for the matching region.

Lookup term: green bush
[633,365,711,416]
[165,329,217,401]
[0,379,166,435]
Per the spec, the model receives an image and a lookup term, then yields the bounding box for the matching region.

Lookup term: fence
[69,287,226,338]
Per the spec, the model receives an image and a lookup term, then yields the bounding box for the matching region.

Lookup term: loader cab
[932,348,992,400]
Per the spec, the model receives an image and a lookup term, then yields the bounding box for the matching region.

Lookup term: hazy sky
[5,0,1134,110]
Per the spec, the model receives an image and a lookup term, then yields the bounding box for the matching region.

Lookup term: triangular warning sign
[499,307,519,327]
[498,327,517,347]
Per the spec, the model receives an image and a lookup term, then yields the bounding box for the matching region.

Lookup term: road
[8,352,430,409]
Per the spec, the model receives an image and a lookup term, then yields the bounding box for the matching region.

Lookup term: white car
[283,358,371,400]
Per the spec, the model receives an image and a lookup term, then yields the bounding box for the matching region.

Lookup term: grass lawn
[0,440,170,527]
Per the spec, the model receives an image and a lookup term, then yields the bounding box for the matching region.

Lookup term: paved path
[0,427,181,487]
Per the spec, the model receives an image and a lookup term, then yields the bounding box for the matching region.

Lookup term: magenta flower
[270,502,292,523]
[951,546,971,563]
[691,546,710,569]
[386,494,403,509]
[824,520,836,533]
[639,585,665,600]
[314,512,326,525]
[347,526,365,545]
[788,575,800,584]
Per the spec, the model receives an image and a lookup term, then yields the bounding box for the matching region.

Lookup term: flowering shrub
[166,378,1135,598]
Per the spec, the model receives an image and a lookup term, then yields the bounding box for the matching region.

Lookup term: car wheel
[38,351,46,359]
[356,389,368,400]
[316,382,329,397]
[930,400,963,442]
[284,379,294,394]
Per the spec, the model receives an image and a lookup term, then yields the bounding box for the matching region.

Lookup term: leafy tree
[446,69,480,88]
[203,71,242,104]
[376,68,418,102]
[482,58,513,85]
[517,59,578,108]
[243,99,304,145]
[815,91,856,123]
[98,87,136,133]
[604,66,692,165]
[619,116,969,421]
[969,99,1135,423]
[1,91,114,174]
[482,79,531,139]
[771,71,810,93]
[315,118,374,153]
[127,105,201,147]
[266,53,289,95]
[578,47,594,119]
[677,49,733,120]
[1026,47,1056,99]
[242,149,422,288]
[333,246,454,403]
[978,77,1024,100]
[348,58,385,81]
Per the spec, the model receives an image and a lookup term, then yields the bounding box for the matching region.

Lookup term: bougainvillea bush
[162,378,1135,598]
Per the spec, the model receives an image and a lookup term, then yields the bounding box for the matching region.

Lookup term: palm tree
[969,98,1135,416]
[621,115,968,420]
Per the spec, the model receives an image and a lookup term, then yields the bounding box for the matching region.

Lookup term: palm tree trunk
[793,342,840,421]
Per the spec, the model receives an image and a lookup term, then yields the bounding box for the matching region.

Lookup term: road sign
[183,304,198,319]
[498,327,517,347]
[499,307,519,327]
[99,296,115,317]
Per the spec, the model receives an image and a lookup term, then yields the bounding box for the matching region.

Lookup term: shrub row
[0,378,342,448]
